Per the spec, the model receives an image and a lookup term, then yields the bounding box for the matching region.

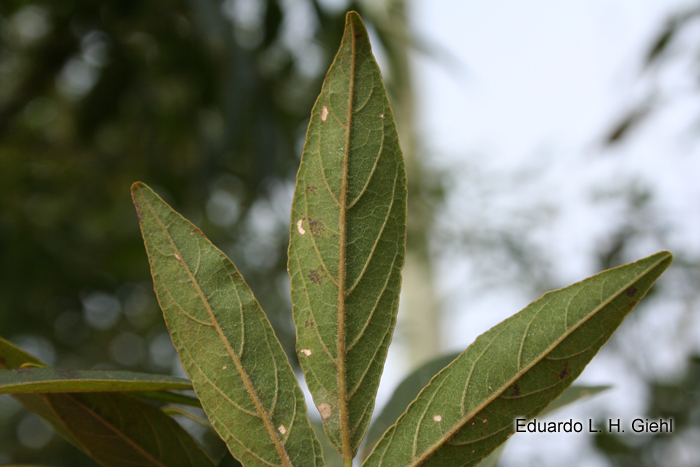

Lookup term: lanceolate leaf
[363,251,672,466]
[288,11,407,460]
[0,368,191,393]
[132,182,324,467]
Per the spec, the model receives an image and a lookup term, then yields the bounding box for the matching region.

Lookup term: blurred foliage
[605,3,700,144]
[0,0,394,463]
[593,355,700,467]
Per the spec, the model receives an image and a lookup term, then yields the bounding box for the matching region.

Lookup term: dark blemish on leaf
[306,185,318,195]
[510,384,520,397]
[558,363,571,380]
[308,269,323,285]
[306,217,325,237]
[0,357,6,367]
[354,34,362,39]
[304,321,315,328]
[626,286,638,298]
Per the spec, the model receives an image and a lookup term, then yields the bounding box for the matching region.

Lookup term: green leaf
[476,385,610,467]
[363,251,672,466]
[43,392,216,467]
[0,337,83,451]
[0,337,213,466]
[361,353,460,460]
[288,11,407,460]
[132,390,202,408]
[0,368,192,393]
[132,182,325,467]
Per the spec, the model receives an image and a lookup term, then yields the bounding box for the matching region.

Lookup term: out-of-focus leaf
[361,353,459,460]
[217,451,244,467]
[0,368,191,393]
[476,385,610,467]
[132,182,325,467]
[1,337,214,467]
[541,385,609,416]
[161,405,212,430]
[131,390,202,408]
[288,11,406,460]
[43,392,216,467]
[0,337,83,450]
[363,251,672,466]
[476,445,505,467]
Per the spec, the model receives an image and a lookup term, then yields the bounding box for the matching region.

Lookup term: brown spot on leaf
[308,269,323,285]
[318,403,332,420]
[558,363,571,380]
[626,286,638,298]
[134,202,143,221]
[306,217,325,237]
[510,384,520,397]
[304,321,315,328]
[306,185,318,195]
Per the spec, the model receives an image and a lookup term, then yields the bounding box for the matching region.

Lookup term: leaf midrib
[336,18,358,463]
[139,191,293,467]
[402,255,668,466]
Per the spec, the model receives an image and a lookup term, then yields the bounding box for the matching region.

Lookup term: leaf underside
[0,368,192,393]
[132,182,324,467]
[288,11,407,459]
[363,251,672,466]
[0,337,213,467]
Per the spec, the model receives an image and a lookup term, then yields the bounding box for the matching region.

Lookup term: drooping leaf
[0,337,214,466]
[0,337,83,451]
[363,251,672,466]
[361,353,460,460]
[288,11,407,460]
[43,392,216,467]
[132,182,325,467]
[0,368,191,393]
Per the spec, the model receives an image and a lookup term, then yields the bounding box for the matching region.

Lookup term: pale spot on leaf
[222,365,227,369]
[174,254,181,261]
[380,113,385,119]
[433,414,442,422]
[318,402,332,420]
[278,425,287,435]
[321,106,328,121]
[300,349,312,356]
[297,219,306,235]
[482,418,488,424]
